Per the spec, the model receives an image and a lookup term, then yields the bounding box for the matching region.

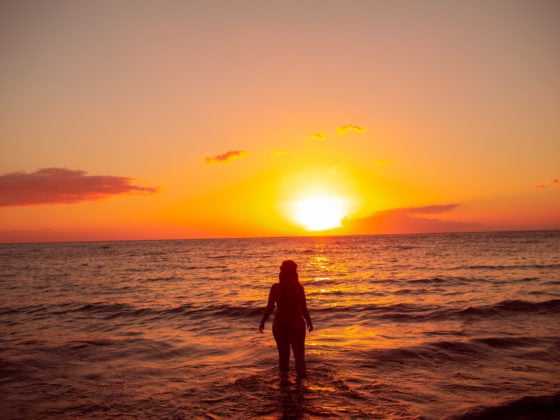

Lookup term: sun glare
[290,195,349,231]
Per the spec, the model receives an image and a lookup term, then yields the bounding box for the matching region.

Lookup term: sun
[290,195,350,231]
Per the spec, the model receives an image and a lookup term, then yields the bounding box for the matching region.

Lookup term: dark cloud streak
[342,204,480,235]
[337,125,366,135]
[0,168,158,207]
[205,150,247,164]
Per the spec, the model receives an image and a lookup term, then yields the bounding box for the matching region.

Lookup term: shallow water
[1,231,559,418]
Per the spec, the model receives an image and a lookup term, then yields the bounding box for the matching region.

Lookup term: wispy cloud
[272,151,288,157]
[309,132,327,140]
[342,204,479,235]
[205,150,247,164]
[0,168,158,207]
[337,125,366,135]
[535,178,560,190]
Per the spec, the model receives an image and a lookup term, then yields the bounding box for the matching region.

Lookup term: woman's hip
[273,316,306,334]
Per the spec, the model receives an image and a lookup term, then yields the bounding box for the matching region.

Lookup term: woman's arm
[259,284,277,333]
[301,287,313,332]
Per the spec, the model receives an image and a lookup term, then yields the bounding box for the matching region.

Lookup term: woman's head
[279,260,299,284]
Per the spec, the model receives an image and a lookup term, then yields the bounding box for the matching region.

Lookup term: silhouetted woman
[259,260,313,379]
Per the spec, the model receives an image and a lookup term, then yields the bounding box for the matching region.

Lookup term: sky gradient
[1,0,559,242]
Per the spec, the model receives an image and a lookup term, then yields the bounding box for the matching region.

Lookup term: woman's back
[274,282,305,325]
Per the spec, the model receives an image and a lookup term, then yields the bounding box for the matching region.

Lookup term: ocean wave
[360,335,558,367]
[314,302,438,314]
[367,276,479,286]
[451,263,560,270]
[544,280,560,285]
[3,298,559,326]
[450,392,560,419]
[159,303,263,319]
[423,298,559,321]
[204,304,263,318]
[306,289,383,297]
[40,337,216,363]
[78,302,139,315]
[460,299,560,317]
[314,302,452,323]
[359,340,483,367]
[0,359,34,381]
[408,276,475,284]
[471,336,546,349]
[383,245,420,251]
[305,278,342,285]
[0,303,58,316]
[4,296,560,325]
[57,301,263,320]
[140,276,181,283]
[315,298,560,323]
[394,288,429,295]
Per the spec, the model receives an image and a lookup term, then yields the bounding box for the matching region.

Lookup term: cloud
[0,168,158,207]
[341,204,480,235]
[272,151,288,157]
[535,179,560,190]
[309,132,327,140]
[337,125,366,135]
[205,150,247,164]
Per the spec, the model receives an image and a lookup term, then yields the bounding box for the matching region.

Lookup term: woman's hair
[278,260,302,308]
[279,260,299,285]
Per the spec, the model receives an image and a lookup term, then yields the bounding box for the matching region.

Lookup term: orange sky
[1,1,559,243]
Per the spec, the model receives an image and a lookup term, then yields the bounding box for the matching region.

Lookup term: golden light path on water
[303,251,408,354]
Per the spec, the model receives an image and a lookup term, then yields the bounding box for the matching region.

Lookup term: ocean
[1,231,559,419]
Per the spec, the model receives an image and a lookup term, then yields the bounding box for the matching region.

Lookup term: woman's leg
[272,323,290,375]
[290,318,307,378]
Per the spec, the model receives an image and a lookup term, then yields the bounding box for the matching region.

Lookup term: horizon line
[1,228,558,246]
